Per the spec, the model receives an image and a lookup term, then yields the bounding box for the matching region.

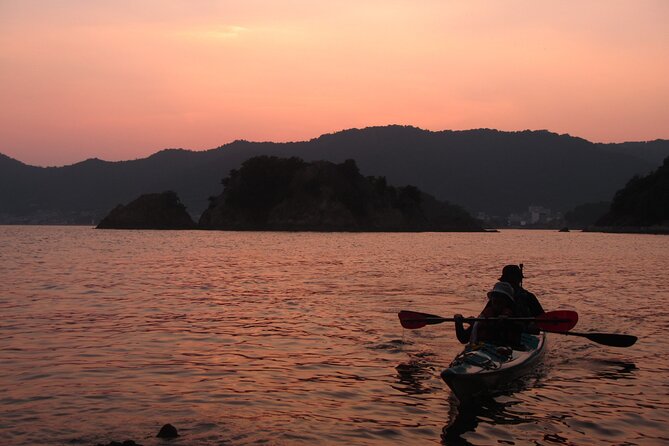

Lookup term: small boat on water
[399,308,635,405]
[440,332,546,402]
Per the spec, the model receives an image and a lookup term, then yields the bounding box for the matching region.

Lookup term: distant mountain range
[1,126,668,224]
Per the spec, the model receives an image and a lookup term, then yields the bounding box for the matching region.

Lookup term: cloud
[176,25,249,42]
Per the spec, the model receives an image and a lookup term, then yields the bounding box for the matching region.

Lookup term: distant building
[529,205,550,224]
[480,205,565,228]
[476,205,564,228]
[507,213,527,226]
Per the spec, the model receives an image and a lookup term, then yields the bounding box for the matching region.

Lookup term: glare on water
[0,227,667,445]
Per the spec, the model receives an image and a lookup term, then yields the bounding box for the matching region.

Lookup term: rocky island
[198,156,483,231]
[96,191,196,229]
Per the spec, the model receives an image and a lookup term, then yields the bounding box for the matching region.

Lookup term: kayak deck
[441,332,546,402]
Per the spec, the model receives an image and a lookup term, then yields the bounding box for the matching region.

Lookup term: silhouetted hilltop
[2,126,668,224]
[593,156,669,231]
[96,191,195,230]
[199,156,482,231]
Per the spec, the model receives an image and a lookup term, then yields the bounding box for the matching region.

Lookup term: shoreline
[583,225,669,235]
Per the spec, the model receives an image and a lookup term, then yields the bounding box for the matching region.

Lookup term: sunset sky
[1,1,667,166]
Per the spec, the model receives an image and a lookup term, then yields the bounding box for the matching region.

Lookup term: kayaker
[454,265,545,345]
[499,264,544,317]
[472,281,521,345]
[455,282,523,347]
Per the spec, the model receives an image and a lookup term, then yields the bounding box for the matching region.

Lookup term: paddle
[398,310,636,347]
[543,330,638,347]
[398,309,578,332]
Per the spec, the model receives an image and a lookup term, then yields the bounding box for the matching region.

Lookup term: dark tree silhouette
[199,156,482,232]
[596,156,669,227]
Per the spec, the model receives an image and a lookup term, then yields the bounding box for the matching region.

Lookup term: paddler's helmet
[499,264,523,283]
[487,281,515,302]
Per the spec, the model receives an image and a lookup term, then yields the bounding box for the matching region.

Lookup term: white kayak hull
[441,332,546,403]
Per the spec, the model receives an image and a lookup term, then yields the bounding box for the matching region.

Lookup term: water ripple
[0,227,667,445]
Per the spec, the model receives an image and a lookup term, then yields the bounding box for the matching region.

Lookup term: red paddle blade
[536,310,578,332]
[398,310,441,329]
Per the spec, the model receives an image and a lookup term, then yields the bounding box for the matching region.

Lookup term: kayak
[440,332,546,402]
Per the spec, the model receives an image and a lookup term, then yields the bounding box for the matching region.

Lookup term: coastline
[583,225,669,235]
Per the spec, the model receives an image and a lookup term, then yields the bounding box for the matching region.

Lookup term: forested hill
[1,126,668,224]
[595,156,669,230]
[199,156,482,231]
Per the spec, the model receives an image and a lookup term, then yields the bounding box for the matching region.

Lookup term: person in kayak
[455,281,524,347]
[499,264,544,318]
[454,265,545,345]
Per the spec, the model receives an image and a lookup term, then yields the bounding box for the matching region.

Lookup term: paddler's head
[499,264,523,287]
[487,281,515,313]
[487,281,515,302]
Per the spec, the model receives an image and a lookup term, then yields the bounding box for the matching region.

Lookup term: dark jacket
[459,294,522,346]
[456,288,543,345]
[514,287,544,317]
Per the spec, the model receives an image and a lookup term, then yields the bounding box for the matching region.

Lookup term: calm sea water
[0,227,667,446]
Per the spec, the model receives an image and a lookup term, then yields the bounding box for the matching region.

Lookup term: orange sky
[1,1,668,166]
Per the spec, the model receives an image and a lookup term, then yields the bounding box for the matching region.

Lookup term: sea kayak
[440,332,546,402]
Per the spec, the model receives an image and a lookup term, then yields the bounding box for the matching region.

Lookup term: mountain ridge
[4,127,667,168]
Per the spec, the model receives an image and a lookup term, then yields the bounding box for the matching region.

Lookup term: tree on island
[199,156,482,231]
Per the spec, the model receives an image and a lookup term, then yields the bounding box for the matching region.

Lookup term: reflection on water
[437,358,547,444]
[438,357,641,445]
[442,397,536,445]
[591,359,638,380]
[394,356,543,445]
[0,227,667,445]
[394,357,438,395]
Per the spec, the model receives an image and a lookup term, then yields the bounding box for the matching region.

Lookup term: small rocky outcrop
[96,191,195,230]
[199,156,483,232]
[156,424,179,439]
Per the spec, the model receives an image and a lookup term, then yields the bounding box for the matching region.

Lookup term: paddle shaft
[544,329,637,347]
[417,316,571,323]
[398,309,578,331]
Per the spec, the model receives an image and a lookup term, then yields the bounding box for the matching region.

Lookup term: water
[0,227,667,445]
